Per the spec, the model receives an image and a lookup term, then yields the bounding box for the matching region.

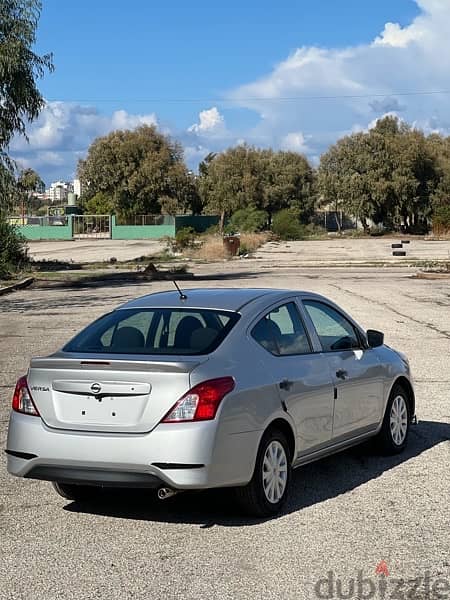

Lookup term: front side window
[303,300,360,352]
[251,302,311,356]
[64,308,239,355]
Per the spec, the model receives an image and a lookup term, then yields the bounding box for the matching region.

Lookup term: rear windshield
[63,308,240,355]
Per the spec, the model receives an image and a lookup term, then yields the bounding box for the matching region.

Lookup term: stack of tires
[392,240,409,256]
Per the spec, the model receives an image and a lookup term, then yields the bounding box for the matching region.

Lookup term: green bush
[227,207,268,233]
[85,192,114,215]
[303,224,328,239]
[433,204,450,231]
[272,209,306,240]
[0,221,28,279]
[174,226,196,250]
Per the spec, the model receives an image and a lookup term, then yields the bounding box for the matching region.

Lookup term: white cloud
[227,0,450,159]
[280,132,309,153]
[10,102,158,182]
[10,0,450,182]
[188,107,226,135]
[373,22,422,48]
[110,109,157,130]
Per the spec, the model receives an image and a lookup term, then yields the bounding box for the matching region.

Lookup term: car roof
[118,288,320,312]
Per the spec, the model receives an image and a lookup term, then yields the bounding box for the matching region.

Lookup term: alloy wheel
[390,394,408,446]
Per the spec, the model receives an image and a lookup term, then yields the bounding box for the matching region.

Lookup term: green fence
[111,216,218,239]
[111,216,175,239]
[15,219,73,240]
[14,214,220,241]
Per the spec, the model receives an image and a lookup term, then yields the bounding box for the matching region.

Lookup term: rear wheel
[235,429,291,517]
[52,482,101,502]
[375,384,410,454]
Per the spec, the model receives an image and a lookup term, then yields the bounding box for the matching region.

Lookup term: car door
[250,301,335,456]
[302,299,384,442]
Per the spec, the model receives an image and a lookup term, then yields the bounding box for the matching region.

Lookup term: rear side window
[64,308,240,355]
[303,300,360,352]
[251,302,311,356]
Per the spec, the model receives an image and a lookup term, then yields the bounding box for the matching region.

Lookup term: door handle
[336,369,348,380]
[279,379,293,391]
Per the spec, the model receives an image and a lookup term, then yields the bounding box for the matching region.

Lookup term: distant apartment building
[73,178,82,198]
[47,181,74,204]
[31,191,50,203]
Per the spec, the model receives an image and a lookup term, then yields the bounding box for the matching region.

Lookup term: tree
[198,145,315,232]
[318,116,438,232]
[260,150,316,224]
[84,192,114,215]
[0,0,52,277]
[0,0,53,211]
[78,125,199,217]
[16,167,44,219]
[427,135,450,207]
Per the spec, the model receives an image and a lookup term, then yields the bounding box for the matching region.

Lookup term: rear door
[302,299,384,441]
[250,301,335,455]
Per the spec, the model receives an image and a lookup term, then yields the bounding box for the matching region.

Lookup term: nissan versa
[6,288,415,516]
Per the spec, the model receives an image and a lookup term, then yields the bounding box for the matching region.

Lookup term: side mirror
[367,329,384,348]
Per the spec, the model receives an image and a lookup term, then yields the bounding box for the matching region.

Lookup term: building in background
[47,181,74,204]
[73,178,82,198]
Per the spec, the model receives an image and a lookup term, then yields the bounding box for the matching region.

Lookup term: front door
[302,299,384,442]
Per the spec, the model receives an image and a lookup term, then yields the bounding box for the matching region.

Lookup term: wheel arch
[265,418,296,463]
[391,376,415,420]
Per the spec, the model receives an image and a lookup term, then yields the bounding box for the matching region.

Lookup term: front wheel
[235,429,292,517]
[375,384,410,455]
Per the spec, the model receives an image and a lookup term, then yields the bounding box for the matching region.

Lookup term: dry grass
[240,231,271,252]
[430,226,450,240]
[191,235,225,260]
[188,232,270,261]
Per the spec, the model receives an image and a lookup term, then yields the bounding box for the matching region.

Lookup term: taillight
[12,376,40,416]
[162,377,235,423]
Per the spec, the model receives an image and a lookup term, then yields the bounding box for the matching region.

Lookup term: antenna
[173,280,187,300]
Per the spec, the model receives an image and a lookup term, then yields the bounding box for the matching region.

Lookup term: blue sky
[12,0,450,183]
[35,0,419,125]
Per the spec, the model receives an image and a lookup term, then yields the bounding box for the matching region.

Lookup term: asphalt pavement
[0,257,449,599]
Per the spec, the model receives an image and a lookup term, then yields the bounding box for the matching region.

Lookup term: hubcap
[262,440,288,504]
[390,395,408,445]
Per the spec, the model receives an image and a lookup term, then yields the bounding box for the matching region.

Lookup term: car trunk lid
[27,354,206,433]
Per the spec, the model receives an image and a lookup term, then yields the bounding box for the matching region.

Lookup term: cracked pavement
[0,244,449,599]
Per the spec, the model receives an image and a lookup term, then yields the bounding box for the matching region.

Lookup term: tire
[375,384,410,455]
[235,429,292,517]
[52,482,101,502]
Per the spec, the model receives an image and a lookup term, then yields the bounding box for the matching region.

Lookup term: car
[6,288,415,516]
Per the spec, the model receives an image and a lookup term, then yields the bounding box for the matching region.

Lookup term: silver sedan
[6,288,415,516]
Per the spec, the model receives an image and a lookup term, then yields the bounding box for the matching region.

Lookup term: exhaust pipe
[157,487,178,500]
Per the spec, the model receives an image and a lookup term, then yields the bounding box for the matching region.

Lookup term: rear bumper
[24,465,164,488]
[6,411,259,490]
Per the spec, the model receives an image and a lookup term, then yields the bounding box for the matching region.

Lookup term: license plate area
[54,393,148,426]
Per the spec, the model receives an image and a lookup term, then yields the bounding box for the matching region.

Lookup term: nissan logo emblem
[90,382,102,394]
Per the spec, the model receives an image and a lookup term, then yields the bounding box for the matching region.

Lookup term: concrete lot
[255,237,450,265]
[0,253,449,599]
[28,239,166,263]
[27,236,450,265]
